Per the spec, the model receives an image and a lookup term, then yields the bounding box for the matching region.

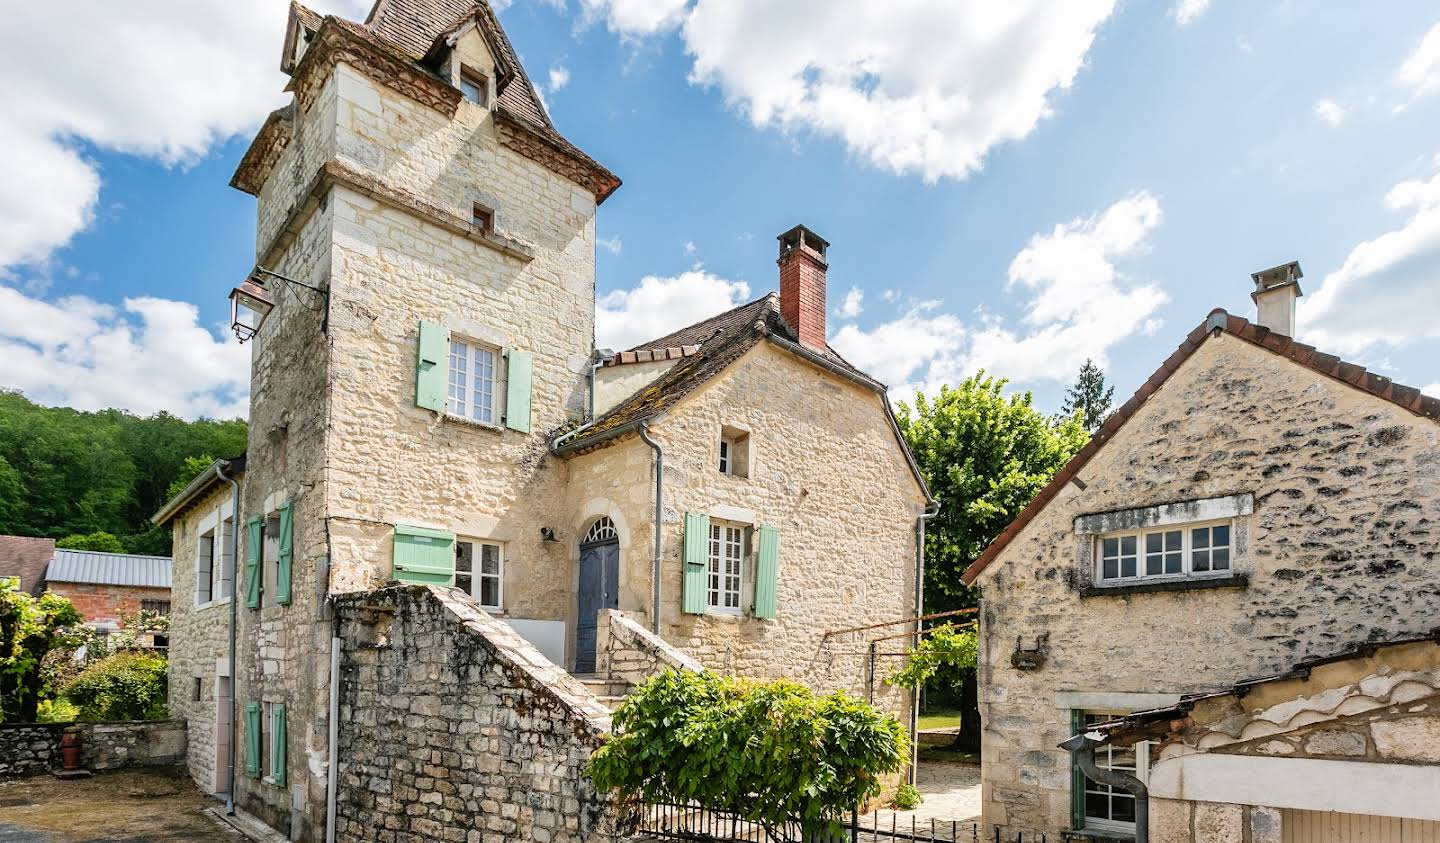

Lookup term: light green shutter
[682,512,710,614]
[272,704,287,786]
[416,320,448,412]
[504,349,533,433]
[753,525,780,619]
[275,501,293,605]
[244,701,261,778]
[392,524,456,585]
[245,516,263,609]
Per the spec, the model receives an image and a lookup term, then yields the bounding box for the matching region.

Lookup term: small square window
[472,204,493,233]
[459,68,489,107]
[191,677,203,702]
[718,426,750,478]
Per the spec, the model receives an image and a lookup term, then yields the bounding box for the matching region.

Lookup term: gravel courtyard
[0,769,240,842]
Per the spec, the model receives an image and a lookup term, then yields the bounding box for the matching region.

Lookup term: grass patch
[917,709,962,731]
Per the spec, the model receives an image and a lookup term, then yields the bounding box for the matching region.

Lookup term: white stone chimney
[1250,261,1303,337]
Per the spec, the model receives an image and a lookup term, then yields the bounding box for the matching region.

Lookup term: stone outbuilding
[153,2,932,840]
[962,264,1440,841]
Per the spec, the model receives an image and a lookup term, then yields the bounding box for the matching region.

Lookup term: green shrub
[62,652,168,721]
[589,670,908,835]
[36,697,78,722]
[891,783,923,810]
[55,531,126,553]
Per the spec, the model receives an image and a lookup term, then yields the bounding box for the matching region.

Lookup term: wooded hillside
[0,391,247,555]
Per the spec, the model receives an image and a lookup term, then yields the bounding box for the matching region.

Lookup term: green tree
[63,651,169,721]
[897,373,1087,750]
[165,454,216,502]
[55,531,126,553]
[0,577,84,721]
[1059,358,1115,432]
[591,670,907,835]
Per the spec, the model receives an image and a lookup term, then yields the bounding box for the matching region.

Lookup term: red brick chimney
[777,224,830,349]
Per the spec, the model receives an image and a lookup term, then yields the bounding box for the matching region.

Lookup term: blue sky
[3,0,1440,420]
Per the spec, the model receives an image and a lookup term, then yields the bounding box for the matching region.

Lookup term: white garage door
[1283,810,1440,843]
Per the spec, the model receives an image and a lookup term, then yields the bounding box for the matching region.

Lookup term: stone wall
[0,720,186,777]
[972,333,1440,838]
[596,609,704,690]
[333,585,621,843]
[564,341,926,725]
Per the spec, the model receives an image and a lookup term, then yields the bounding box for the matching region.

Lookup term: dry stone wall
[333,585,621,843]
[0,720,186,777]
[596,609,704,689]
[973,333,1440,837]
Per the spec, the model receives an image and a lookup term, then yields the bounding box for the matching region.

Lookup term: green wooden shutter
[504,349,533,433]
[244,701,261,778]
[682,512,710,614]
[245,516,263,609]
[1071,709,1086,830]
[272,704,287,786]
[753,525,780,619]
[392,524,455,585]
[416,320,448,412]
[275,501,293,606]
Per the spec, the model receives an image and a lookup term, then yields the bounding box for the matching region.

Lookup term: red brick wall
[778,245,828,349]
[46,582,172,625]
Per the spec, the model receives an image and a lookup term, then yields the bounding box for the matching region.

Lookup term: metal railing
[634,802,1054,843]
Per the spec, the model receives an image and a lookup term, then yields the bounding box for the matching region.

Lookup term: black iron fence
[634,801,1053,843]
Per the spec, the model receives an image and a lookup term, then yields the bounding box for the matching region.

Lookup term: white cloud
[1314,98,1347,127]
[0,285,249,418]
[597,235,623,255]
[584,0,1116,182]
[831,192,1167,395]
[1171,0,1211,26]
[682,240,697,256]
[0,0,368,270]
[882,289,901,303]
[1424,383,1440,397]
[581,0,689,37]
[1399,22,1440,99]
[1303,165,1440,354]
[549,64,571,93]
[596,270,751,350]
[835,286,864,319]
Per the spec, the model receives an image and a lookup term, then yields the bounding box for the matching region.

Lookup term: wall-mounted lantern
[228,266,329,343]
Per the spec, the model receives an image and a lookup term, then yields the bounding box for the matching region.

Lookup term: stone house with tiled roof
[964,264,1440,842]
[154,3,931,841]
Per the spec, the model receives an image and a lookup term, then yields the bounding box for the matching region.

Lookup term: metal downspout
[325,634,340,843]
[638,421,663,634]
[1060,733,1149,843]
[909,501,941,786]
[216,462,241,816]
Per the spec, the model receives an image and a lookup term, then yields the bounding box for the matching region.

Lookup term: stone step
[571,674,632,699]
[596,695,627,711]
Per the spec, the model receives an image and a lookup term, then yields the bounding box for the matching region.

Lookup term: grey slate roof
[46,550,172,589]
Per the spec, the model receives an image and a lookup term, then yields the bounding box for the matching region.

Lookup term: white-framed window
[261,700,273,778]
[718,439,731,474]
[447,337,500,425]
[1076,712,1151,835]
[1096,521,1232,585]
[707,524,743,613]
[195,512,235,606]
[455,539,503,610]
[459,67,488,107]
[718,425,750,477]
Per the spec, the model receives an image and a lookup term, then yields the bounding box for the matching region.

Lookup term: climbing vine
[885,623,978,692]
[589,670,908,835]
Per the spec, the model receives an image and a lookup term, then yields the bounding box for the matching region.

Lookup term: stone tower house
[157,2,932,840]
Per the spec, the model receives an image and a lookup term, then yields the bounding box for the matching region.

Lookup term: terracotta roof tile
[961,310,1440,585]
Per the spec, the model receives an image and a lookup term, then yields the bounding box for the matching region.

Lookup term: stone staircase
[569,674,631,711]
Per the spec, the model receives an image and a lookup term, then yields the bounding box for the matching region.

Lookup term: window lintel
[1073,494,1253,536]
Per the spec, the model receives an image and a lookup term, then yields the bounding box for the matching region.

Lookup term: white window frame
[718,439,731,474]
[446,336,502,426]
[197,527,215,605]
[1079,711,1152,835]
[707,523,744,614]
[195,506,235,607]
[454,539,504,611]
[1094,519,1234,586]
[260,700,274,783]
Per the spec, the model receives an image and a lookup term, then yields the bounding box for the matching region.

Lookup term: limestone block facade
[966,321,1440,840]
[158,3,929,841]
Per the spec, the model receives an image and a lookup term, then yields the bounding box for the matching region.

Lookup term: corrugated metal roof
[46,550,172,588]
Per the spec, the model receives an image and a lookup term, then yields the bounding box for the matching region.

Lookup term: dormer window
[459,67,489,107]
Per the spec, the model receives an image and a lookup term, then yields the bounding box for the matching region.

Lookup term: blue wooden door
[575,540,619,673]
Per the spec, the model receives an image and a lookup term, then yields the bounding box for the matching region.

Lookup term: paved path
[0,769,241,842]
[857,761,982,841]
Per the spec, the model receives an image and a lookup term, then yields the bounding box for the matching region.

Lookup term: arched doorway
[575,517,619,674]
